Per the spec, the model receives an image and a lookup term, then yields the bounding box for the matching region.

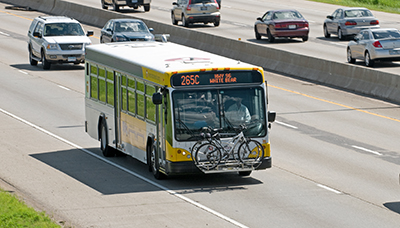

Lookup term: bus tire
[149,142,166,179]
[100,121,115,157]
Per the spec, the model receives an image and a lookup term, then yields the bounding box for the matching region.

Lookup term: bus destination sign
[171,71,263,87]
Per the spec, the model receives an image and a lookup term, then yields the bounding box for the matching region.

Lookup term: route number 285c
[180,75,199,86]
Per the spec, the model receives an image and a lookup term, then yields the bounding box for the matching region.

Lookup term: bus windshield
[173,87,266,141]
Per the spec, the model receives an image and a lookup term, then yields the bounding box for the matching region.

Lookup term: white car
[27,16,93,70]
[347,28,400,67]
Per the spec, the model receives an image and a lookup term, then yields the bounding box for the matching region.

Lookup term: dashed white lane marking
[0,107,248,228]
[330,42,347,47]
[18,70,28,74]
[58,85,71,91]
[0,31,10,36]
[317,184,342,194]
[275,121,298,129]
[352,145,382,156]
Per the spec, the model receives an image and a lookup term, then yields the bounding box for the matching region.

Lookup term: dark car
[254,9,309,43]
[323,7,379,40]
[100,19,154,43]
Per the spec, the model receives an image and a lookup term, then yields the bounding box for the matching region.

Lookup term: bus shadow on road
[30,148,263,195]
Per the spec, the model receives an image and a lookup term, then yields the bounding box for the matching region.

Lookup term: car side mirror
[149,28,154,32]
[86,31,94,36]
[33,31,41,38]
[172,2,178,5]
[327,15,333,20]
[152,92,162,105]
[256,17,263,22]
[268,111,276,123]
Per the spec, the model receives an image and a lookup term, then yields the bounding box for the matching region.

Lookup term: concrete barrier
[2,0,400,103]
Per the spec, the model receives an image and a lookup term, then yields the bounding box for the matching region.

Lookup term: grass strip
[308,0,400,14]
[0,189,59,228]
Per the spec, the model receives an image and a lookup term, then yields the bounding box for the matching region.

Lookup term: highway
[0,1,400,227]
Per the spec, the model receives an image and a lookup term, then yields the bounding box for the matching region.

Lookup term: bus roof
[85,41,261,74]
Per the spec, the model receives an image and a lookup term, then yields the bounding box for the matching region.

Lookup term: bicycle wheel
[238,140,264,167]
[194,143,222,170]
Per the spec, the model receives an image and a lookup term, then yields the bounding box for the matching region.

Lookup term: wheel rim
[347,49,352,62]
[365,53,370,66]
[101,125,107,150]
[338,28,342,39]
[324,26,327,36]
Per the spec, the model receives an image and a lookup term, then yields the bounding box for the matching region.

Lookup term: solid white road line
[0,107,248,228]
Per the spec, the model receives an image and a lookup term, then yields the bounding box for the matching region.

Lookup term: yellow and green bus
[84,41,275,179]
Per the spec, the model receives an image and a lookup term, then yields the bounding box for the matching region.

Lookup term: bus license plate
[68,57,76,62]
[200,6,207,10]
[132,0,138,2]
[288,25,296,29]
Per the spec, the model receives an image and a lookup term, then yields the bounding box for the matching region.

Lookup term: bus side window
[90,64,98,100]
[146,84,156,122]
[127,77,136,114]
[121,74,127,111]
[106,70,114,106]
[136,80,145,118]
[98,68,106,103]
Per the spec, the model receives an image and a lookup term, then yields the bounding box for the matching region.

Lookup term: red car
[254,9,309,42]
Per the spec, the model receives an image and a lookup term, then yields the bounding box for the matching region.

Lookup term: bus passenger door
[114,72,122,149]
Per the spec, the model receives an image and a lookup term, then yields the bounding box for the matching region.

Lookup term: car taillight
[372,41,382,48]
[187,0,191,10]
[345,21,357,26]
[213,0,219,9]
[370,20,379,25]
[274,23,282,28]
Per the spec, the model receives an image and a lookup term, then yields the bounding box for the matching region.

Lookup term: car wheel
[214,19,220,27]
[338,28,344,40]
[101,0,108,9]
[144,4,150,12]
[182,15,189,27]
[323,24,330,38]
[238,171,252,176]
[364,51,374,67]
[302,36,308,42]
[347,47,356,64]
[29,46,38,66]
[171,13,178,25]
[267,29,275,43]
[255,27,261,40]
[41,51,51,70]
[100,36,104,43]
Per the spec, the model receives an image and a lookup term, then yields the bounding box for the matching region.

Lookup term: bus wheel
[149,144,165,179]
[100,121,115,157]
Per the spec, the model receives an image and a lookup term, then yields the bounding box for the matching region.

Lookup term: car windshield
[173,87,267,141]
[344,9,373,18]
[373,30,400,39]
[44,23,85,36]
[273,11,303,20]
[114,21,149,33]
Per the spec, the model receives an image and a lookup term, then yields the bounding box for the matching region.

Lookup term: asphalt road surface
[0,2,400,227]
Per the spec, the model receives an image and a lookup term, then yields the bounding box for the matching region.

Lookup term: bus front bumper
[165,157,271,175]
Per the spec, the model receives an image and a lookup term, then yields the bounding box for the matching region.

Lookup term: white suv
[171,0,220,27]
[27,16,93,69]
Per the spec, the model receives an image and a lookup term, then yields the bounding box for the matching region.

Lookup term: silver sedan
[323,7,379,40]
[347,28,400,67]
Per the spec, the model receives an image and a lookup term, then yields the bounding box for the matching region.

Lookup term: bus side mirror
[87,31,94,36]
[268,111,276,123]
[152,92,162,105]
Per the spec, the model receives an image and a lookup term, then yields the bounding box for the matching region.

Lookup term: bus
[84,41,276,179]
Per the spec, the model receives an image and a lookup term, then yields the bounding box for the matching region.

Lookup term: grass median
[309,0,400,14]
[0,189,59,227]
